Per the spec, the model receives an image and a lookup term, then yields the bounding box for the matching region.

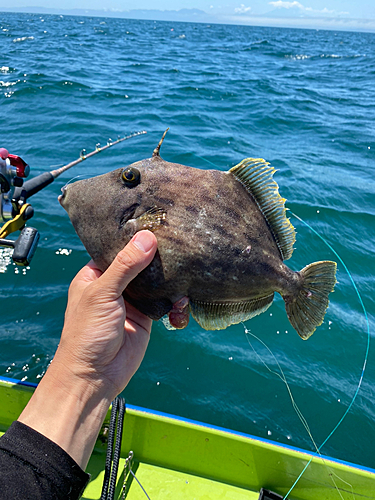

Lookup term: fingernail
[133,231,155,253]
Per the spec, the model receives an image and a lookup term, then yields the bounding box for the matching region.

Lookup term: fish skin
[59,146,334,336]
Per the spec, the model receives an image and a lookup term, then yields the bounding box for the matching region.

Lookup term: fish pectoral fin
[190,294,274,331]
[129,206,166,233]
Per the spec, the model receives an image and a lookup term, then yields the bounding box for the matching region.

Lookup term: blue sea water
[0,11,374,477]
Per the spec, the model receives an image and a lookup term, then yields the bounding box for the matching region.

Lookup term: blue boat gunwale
[1,374,374,477]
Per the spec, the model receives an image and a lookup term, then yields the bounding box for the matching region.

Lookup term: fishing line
[192,153,221,168]
[243,328,353,500]
[243,328,320,453]
[61,174,92,190]
[127,470,151,500]
[278,211,371,499]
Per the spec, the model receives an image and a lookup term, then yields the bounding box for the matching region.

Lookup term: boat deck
[1,376,375,500]
[84,451,260,499]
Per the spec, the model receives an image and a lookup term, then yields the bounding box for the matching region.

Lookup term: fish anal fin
[190,294,274,331]
[229,158,296,261]
[284,260,337,340]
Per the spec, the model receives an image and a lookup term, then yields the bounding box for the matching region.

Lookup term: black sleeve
[0,421,90,499]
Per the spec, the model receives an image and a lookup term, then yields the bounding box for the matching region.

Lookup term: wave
[285,53,367,60]
[12,36,34,43]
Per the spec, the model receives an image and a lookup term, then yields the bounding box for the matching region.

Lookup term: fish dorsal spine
[229,158,296,261]
[152,128,169,157]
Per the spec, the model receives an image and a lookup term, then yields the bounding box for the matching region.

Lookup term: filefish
[59,131,337,339]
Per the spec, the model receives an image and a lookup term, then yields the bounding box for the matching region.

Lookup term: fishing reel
[0,148,39,266]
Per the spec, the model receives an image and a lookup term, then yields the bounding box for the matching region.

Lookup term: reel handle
[12,227,40,266]
[0,227,40,266]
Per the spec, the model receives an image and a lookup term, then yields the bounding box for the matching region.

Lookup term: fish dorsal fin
[190,294,274,331]
[152,128,169,157]
[229,158,296,260]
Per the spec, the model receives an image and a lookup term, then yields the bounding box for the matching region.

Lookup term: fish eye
[121,167,141,187]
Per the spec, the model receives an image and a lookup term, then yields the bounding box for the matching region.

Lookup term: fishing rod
[0,131,146,266]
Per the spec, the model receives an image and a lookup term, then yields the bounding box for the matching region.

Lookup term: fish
[59,130,337,339]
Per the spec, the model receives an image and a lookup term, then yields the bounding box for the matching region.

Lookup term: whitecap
[12,36,34,43]
[320,53,341,58]
[0,80,18,87]
[286,54,311,60]
[0,66,10,73]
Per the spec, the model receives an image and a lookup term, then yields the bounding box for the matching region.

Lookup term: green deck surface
[84,454,260,499]
[1,378,374,499]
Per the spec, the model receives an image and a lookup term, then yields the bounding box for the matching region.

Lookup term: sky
[3,0,375,31]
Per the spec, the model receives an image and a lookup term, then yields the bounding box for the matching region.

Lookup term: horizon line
[1,7,375,34]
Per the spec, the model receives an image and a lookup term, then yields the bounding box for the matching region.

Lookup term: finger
[68,261,103,302]
[95,230,157,299]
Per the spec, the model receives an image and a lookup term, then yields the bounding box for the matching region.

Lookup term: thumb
[95,230,157,298]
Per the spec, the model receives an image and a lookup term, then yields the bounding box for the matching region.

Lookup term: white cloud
[268,1,344,15]
[235,4,251,14]
[269,1,304,9]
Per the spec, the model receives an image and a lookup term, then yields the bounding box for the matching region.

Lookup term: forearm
[18,231,157,472]
[18,358,111,470]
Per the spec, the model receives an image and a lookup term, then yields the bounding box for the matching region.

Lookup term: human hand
[18,230,157,469]
[54,230,158,400]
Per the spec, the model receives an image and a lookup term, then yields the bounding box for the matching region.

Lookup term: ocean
[1,11,374,474]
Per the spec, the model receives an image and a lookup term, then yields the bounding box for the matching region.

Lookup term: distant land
[1,6,375,32]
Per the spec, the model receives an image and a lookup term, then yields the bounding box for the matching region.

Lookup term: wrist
[18,358,111,469]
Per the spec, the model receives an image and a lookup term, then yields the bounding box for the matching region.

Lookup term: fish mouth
[58,186,67,206]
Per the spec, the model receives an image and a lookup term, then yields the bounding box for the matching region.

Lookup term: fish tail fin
[284,261,337,340]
